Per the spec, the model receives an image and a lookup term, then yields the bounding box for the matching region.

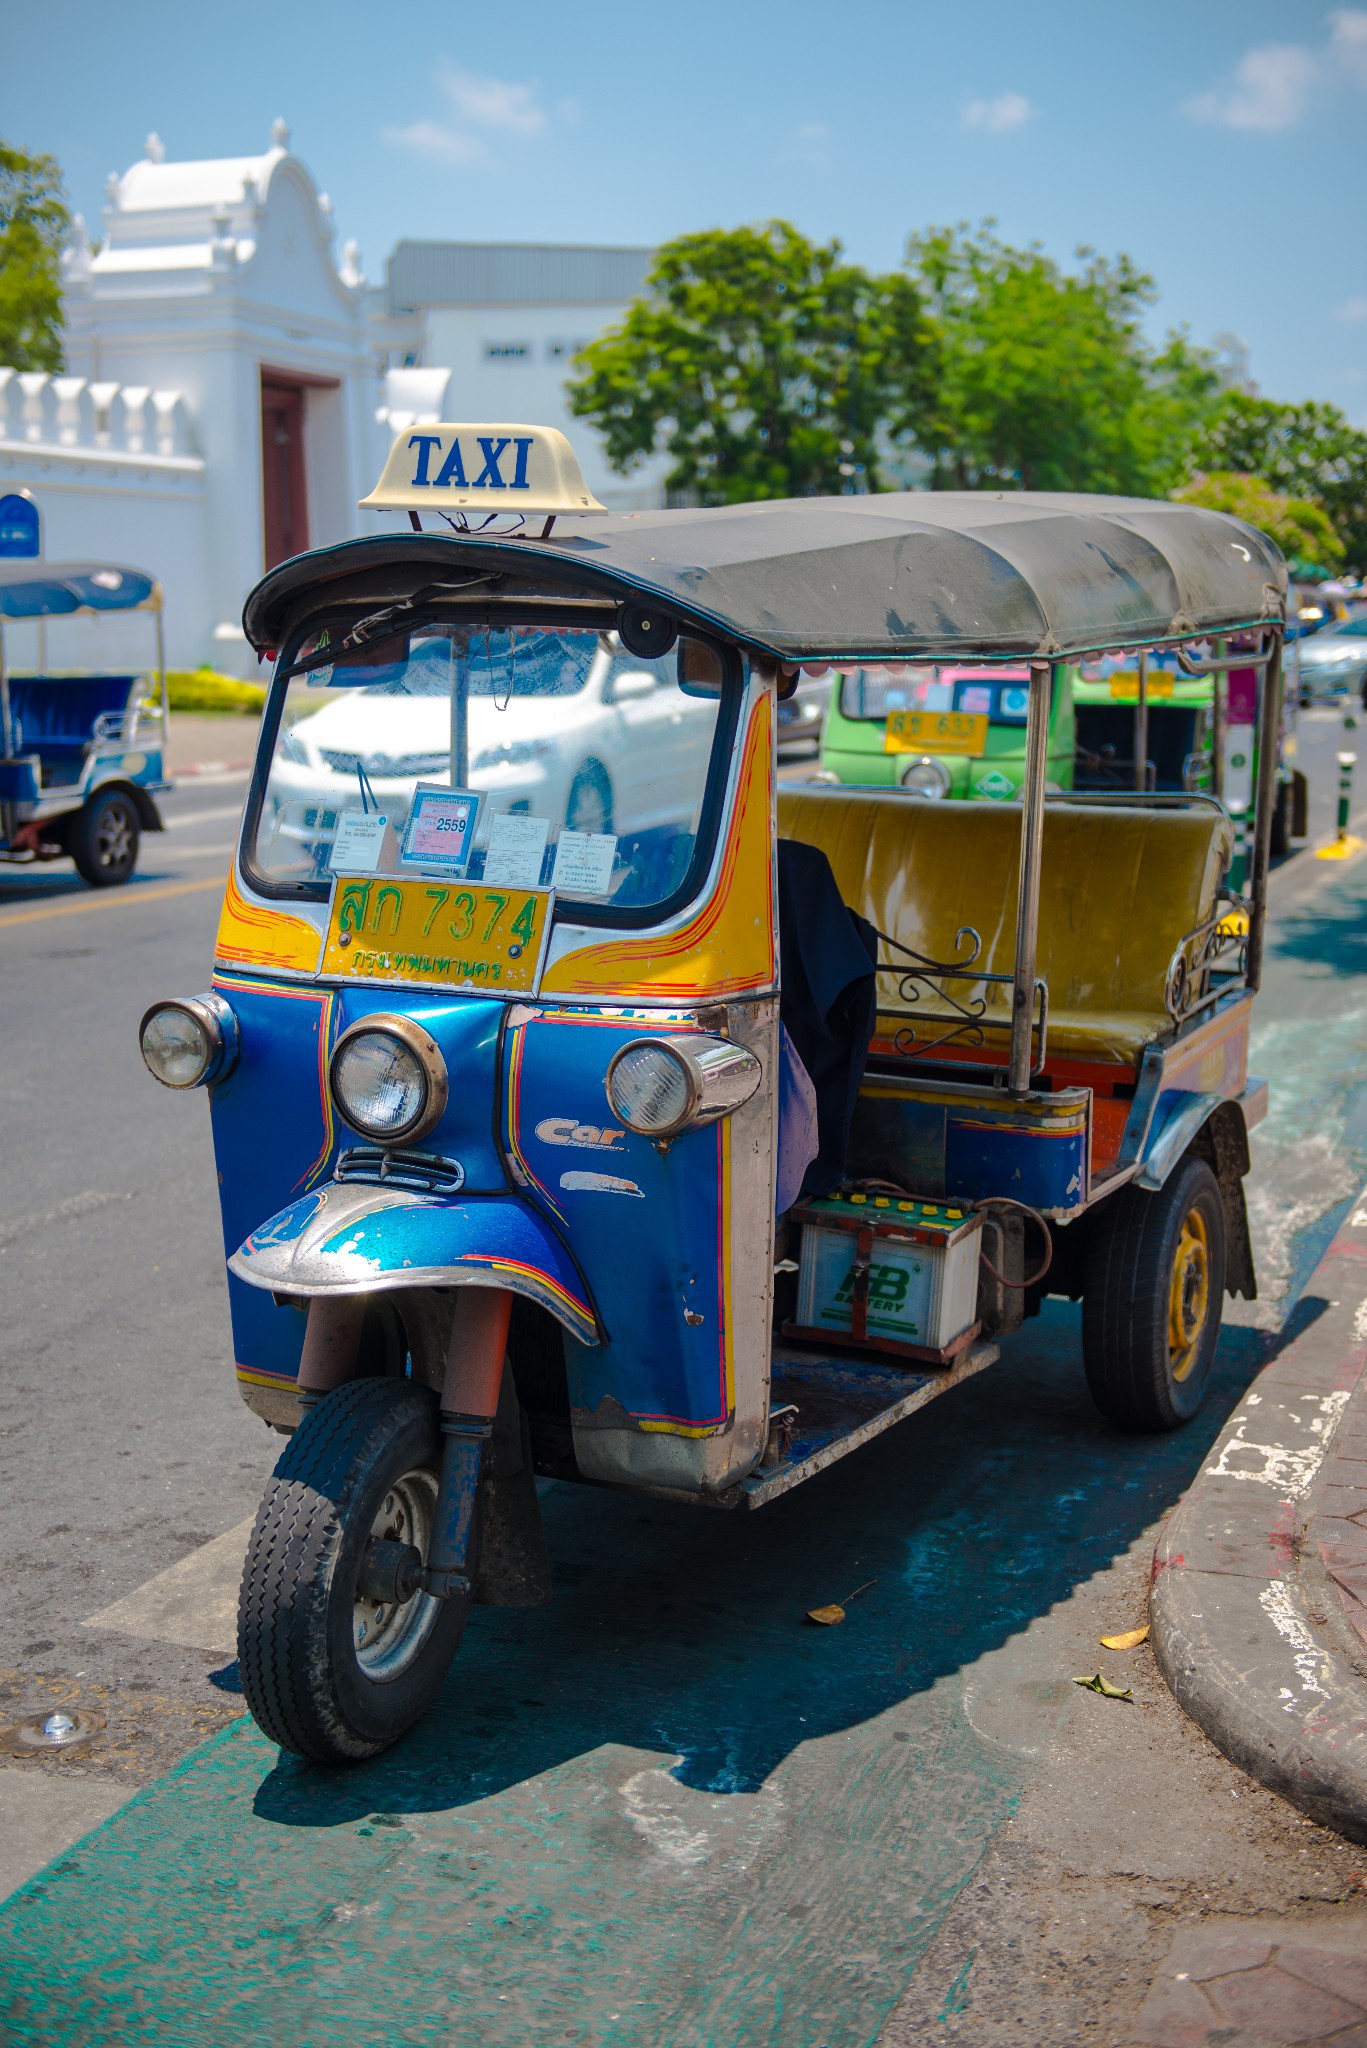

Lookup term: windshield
[840,665,1033,723]
[248,621,732,918]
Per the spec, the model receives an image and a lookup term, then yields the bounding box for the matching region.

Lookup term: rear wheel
[69,790,140,886]
[237,1377,470,1762]
[1081,1155,1226,1431]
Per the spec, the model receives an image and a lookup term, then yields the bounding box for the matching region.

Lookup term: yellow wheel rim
[1168,1207,1210,1381]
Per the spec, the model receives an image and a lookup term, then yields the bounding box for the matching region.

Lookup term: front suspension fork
[298,1287,511,1603]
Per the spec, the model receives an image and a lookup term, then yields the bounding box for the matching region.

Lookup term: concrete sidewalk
[1152,1195,1367,1844]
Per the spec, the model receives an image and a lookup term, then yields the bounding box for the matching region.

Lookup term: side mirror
[677,639,724,699]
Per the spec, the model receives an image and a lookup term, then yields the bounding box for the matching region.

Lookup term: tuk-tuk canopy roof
[244,490,1287,664]
[0,562,162,620]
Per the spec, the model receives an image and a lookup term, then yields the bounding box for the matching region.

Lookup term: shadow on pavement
[252,1300,1268,1831]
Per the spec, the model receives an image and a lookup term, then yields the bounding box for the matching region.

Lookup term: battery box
[785,1190,983,1364]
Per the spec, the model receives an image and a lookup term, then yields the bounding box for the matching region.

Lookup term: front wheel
[237,1378,469,1762]
[69,789,140,886]
[1081,1155,1226,1432]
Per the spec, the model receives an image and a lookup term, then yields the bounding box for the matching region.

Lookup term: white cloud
[1184,41,1318,130]
[1184,11,1367,132]
[379,117,485,166]
[1336,295,1367,321]
[382,64,546,165]
[961,91,1034,133]
[1330,7,1367,81]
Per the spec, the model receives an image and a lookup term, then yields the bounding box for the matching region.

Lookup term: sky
[3,0,1365,420]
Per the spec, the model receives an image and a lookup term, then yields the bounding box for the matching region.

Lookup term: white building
[0,129,664,676]
[373,241,667,513]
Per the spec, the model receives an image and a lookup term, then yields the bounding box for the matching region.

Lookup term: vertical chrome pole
[0,619,12,852]
[1134,648,1149,793]
[154,605,168,750]
[1009,660,1053,1093]
[1245,635,1284,995]
[1211,650,1225,799]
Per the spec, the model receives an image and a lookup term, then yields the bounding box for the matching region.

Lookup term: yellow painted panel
[215,868,323,975]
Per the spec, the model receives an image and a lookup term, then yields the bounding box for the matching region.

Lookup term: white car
[263,634,716,867]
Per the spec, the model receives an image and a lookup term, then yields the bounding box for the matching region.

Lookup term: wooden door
[261,377,309,568]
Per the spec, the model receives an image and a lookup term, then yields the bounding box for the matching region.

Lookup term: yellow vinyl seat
[776,790,1234,1066]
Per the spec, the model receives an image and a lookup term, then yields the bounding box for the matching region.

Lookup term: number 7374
[421,887,538,949]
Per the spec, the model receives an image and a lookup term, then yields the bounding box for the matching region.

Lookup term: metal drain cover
[1,1708,105,1755]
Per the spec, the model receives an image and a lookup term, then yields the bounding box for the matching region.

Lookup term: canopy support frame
[1009,660,1054,1094]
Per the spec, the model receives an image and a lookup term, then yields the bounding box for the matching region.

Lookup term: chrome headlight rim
[898,755,952,798]
[328,1013,449,1146]
[605,1032,762,1140]
[139,992,237,1090]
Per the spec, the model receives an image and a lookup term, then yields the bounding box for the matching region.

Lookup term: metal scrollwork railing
[1164,891,1250,1028]
[875,924,1049,1074]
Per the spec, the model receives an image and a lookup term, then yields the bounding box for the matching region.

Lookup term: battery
[786,1190,983,1363]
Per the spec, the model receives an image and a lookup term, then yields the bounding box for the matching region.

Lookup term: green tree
[1186,392,1367,572]
[566,222,934,504]
[0,140,69,372]
[902,221,1220,496]
[1173,471,1343,572]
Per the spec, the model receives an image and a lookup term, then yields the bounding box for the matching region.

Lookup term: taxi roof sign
[360,422,607,519]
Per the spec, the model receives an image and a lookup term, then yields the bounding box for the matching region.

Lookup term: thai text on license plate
[320,877,552,994]
[883,710,989,756]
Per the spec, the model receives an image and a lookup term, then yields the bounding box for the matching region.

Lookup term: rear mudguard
[228,1180,600,1347]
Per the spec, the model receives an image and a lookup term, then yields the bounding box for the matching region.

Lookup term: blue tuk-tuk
[0,561,170,885]
[140,425,1285,1762]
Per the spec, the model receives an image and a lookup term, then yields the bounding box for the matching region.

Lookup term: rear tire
[69,790,140,886]
[1081,1155,1226,1432]
[238,1377,469,1762]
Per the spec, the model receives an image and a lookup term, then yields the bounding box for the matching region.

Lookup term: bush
[165,668,266,715]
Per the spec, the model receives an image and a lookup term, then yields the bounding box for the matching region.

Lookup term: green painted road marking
[0,1312,1268,2048]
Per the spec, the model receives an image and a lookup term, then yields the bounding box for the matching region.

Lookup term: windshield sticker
[329,810,397,874]
[401,784,481,874]
[552,829,618,896]
[484,811,551,889]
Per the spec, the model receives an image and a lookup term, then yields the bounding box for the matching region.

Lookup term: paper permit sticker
[552,829,618,896]
[329,810,392,874]
[401,784,481,874]
[483,811,551,888]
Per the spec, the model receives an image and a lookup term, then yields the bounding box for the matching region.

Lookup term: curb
[1151,1200,1367,1842]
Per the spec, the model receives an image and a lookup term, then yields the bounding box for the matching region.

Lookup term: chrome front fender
[228,1180,600,1346]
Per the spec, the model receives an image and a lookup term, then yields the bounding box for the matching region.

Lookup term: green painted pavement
[0,1306,1266,2048]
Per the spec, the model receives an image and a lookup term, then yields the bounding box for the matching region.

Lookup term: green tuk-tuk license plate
[883,709,989,756]
[321,877,552,994]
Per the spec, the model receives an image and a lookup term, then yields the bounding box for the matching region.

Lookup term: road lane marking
[83,1519,254,1658]
[0,1189,132,1253]
[0,876,223,928]
[165,804,243,829]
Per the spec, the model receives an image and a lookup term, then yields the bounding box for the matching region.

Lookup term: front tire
[238,1377,469,1762]
[69,790,140,886]
[1081,1155,1226,1432]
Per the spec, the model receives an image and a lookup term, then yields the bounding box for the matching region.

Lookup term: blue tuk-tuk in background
[0,562,170,886]
[140,426,1286,1762]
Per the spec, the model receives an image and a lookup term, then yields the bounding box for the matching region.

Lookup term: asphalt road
[1,726,1366,2045]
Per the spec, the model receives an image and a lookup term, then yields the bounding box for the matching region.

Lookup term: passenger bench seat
[776,791,1233,1065]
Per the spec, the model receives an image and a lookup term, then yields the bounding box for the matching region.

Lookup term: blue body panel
[848,1084,1089,1215]
[210,974,514,1388]
[506,1010,733,1432]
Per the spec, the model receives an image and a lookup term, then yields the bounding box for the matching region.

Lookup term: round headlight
[139,994,236,1089]
[328,1016,448,1144]
[141,1004,212,1088]
[899,756,951,798]
[606,1041,695,1136]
